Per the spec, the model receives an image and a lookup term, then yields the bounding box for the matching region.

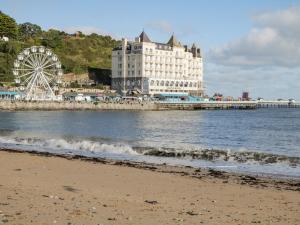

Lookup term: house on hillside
[0,36,9,42]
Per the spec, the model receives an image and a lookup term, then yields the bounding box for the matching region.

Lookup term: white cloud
[208,6,300,68]
[146,20,173,33]
[204,63,300,99]
[145,20,196,39]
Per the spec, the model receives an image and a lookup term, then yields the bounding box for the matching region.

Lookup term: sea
[0,108,299,179]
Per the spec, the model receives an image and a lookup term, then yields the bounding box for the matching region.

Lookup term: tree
[18,22,42,40]
[41,29,63,48]
[0,11,18,39]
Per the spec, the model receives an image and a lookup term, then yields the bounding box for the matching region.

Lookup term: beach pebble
[186,210,199,216]
[0,218,9,224]
[173,217,184,222]
[144,200,158,204]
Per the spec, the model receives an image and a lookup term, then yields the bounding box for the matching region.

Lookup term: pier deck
[157,100,300,110]
[157,101,258,110]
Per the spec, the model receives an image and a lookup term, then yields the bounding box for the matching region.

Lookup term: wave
[0,136,138,156]
[133,147,300,167]
[0,136,299,167]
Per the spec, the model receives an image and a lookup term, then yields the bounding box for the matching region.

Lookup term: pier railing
[257,100,300,108]
[157,100,300,110]
[157,100,258,110]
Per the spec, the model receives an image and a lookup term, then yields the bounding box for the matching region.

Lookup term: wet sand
[0,149,299,225]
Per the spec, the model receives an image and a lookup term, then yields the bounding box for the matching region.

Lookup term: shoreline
[1,148,299,191]
[0,149,299,224]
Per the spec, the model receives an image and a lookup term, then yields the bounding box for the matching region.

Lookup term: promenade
[0,100,299,111]
[0,101,158,111]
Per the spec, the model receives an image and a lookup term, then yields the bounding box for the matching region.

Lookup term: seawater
[0,109,299,179]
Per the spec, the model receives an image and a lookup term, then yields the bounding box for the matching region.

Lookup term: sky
[1,0,300,99]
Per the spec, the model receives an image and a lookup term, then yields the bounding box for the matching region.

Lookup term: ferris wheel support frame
[12,46,63,101]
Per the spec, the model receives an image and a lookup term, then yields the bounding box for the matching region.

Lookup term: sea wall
[0,100,159,111]
[2,100,298,111]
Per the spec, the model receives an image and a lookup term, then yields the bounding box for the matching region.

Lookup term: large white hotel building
[111,32,203,96]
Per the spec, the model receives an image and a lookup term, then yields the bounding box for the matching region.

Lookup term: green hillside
[0,11,119,83]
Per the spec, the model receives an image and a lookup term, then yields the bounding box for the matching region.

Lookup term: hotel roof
[167,35,182,47]
[139,31,151,42]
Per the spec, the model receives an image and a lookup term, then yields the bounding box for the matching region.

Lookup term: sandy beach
[0,149,299,225]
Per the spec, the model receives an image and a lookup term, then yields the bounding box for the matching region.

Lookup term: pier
[157,101,258,110]
[158,100,300,110]
[257,100,300,108]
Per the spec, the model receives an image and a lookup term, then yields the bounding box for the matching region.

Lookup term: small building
[0,91,20,100]
[154,93,202,102]
[0,36,9,42]
[242,92,250,101]
[62,92,97,102]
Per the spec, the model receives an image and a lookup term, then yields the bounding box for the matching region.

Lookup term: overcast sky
[2,0,300,99]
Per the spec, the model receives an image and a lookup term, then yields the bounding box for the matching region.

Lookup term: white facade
[112,32,203,96]
[0,36,9,42]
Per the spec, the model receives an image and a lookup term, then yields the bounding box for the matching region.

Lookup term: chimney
[191,44,197,58]
[135,37,140,42]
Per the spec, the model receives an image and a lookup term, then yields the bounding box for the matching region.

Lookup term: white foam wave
[0,136,138,156]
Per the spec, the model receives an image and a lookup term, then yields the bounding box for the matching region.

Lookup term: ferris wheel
[12,46,63,100]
